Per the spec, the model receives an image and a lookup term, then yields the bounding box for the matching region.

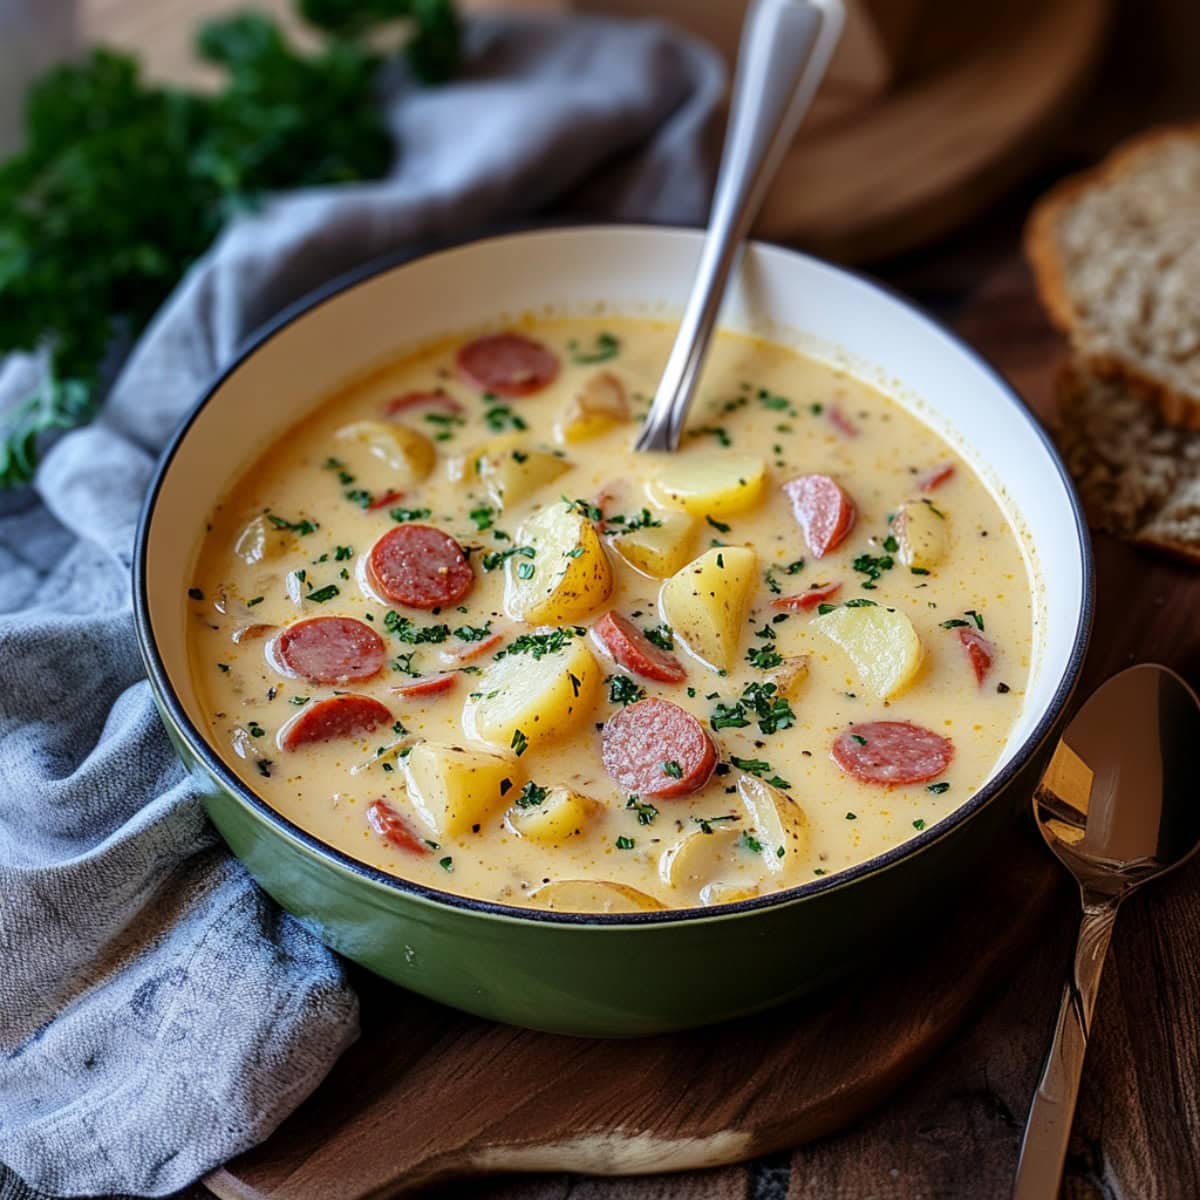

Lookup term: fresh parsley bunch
[0,0,459,488]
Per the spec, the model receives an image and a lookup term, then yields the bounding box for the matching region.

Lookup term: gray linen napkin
[0,15,722,1197]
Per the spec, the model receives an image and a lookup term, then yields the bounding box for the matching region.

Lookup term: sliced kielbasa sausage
[279,694,392,751]
[957,627,995,685]
[385,389,463,417]
[831,721,952,786]
[366,799,430,854]
[593,611,687,684]
[455,332,559,398]
[771,581,842,612]
[367,524,474,609]
[270,616,385,684]
[391,673,457,699]
[782,474,856,558]
[601,698,716,799]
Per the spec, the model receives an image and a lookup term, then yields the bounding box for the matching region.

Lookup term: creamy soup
[188,316,1033,912]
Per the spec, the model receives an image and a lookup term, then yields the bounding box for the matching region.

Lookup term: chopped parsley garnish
[344,488,373,508]
[615,835,636,850]
[385,612,451,643]
[439,856,454,872]
[912,819,927,831]
[256,760,273,779]
[729,755,791,789]
[607,675,646,706]
[601,508,662,535]
[706,514,731,534]
[662,760,683,779]
[187,587,203,601]
[484,403,528,433]
[246,596,264,607]
[745,644,784,670]
[852,552,894,589]
[564,497,603,521]
[850,733,868,745]
[391,652,420,677]
[883,535,899,553]
[626,796,658,825]
[481,544,534,572]
[497,627,584,660]
[692,814,738,835]
[927,782,950,795]
[515,781,548,808]
[289,695,309,706]
[334,545,353,561]
[453,622,493,642]
[740,832,764,854]
[389,506,432,523]
[693,426,731,448]
[965,609,985,630]
[568,331,620,364]
[268,514,318,536]
[469,505,496,531]
[643,624,674,651]
[510,728,529,756]
[516,560,535,580]
[710,681,794,735]
[305,584,339,604]
[247,721,265,738]
[844,597,879,608]
[217,663,230,673]
[940,618,971,629]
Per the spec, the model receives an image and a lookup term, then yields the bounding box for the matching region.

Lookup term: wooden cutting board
[205,262,1085,1200]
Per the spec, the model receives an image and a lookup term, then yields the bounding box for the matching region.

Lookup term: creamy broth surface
[188,317,1034,912]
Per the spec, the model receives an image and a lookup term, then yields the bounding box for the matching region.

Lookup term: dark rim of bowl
[133,223,1095,927]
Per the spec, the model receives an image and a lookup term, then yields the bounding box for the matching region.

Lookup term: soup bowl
[134,226,1092,1036]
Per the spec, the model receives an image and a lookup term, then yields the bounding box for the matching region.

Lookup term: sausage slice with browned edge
[593,611,687,683]
[831,720,952,786]
[771,581,842,612]
[956,627,995,685]
[366,799,430,854]
[270,616,385,684]
[367,524,474,609]
[602,698,717,798]
[782,474,856,558]
[279,694,392,751]
[456,332,560,398]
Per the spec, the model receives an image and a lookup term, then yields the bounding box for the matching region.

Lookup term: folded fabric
[0,15,722,1197]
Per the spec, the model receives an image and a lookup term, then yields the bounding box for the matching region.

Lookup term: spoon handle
[635,0,845,453]
[1012,897,1120,1199]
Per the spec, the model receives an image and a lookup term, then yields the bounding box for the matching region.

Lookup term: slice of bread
[1027,123,1200,429]
[1055,363,1200,564]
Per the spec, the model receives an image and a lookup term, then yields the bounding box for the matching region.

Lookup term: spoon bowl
[1014,663,1200,1197]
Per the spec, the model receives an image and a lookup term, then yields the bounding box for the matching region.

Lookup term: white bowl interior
[145,226,1084,797]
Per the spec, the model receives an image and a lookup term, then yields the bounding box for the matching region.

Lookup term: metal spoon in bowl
[635,0,845,454]
[1012,663,1200,1199]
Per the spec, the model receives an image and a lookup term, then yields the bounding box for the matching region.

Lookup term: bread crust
[1025,121,1200,430]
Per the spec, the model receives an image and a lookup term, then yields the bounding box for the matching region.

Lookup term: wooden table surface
[29,1,1200,1198]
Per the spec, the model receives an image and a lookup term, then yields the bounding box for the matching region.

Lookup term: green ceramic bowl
[134,226,1092,1036]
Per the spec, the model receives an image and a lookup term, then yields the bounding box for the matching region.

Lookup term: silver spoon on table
[1013,663,1200,1198]
[636,0,845,454]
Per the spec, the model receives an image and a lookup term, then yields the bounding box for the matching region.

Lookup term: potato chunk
[335,420,435,485]
[811,602,923,699]
[530,880,665,913]
[403,741,520,838]
[462,631,601,751]
[737,775,809,873]
[611,508,696,578]
[659,546,757,671]
[892,498,949,571]
[556,371,629,443]
[474,437,570,510]
[648,452,766,518]
[506,786,594,844]
[660,825,761,906]
[233,515,293,565]
[505,503,612,624]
